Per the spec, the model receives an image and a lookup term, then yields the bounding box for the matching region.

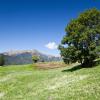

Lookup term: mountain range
[0,50,61,65]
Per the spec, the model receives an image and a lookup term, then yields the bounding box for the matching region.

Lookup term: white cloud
[45,42,58,50]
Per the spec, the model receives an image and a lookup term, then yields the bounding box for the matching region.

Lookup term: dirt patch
[34,62,67,69]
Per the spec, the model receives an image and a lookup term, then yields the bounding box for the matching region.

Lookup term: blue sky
[0,0,100,55]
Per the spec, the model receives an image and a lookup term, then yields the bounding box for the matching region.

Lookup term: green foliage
[32,56,39,63]
[0,54,4,66]
[96,46,100,57]
[59,8,100,67]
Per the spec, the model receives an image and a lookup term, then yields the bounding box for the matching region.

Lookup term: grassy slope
[0,64,100,100]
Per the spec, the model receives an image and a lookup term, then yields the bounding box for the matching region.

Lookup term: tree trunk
[82,58,94,67]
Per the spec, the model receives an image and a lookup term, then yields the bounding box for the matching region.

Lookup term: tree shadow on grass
[62,64,82,72]
[62,59,100,72]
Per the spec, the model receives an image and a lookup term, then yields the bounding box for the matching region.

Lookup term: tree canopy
[59,8,100,67]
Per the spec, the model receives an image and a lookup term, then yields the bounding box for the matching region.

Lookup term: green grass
[0,63,100,100]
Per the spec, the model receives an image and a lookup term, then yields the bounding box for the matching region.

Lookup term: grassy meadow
[0,62,100,100]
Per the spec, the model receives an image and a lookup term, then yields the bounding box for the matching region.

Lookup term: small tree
[32,56,39,63]
[59,8,100,67]
[0,54,4,66]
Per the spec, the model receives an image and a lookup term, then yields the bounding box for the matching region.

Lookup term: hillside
[0,50,61,65]
[0,63,100,100]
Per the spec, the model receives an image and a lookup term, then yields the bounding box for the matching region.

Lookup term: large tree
[59,8,100,67]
